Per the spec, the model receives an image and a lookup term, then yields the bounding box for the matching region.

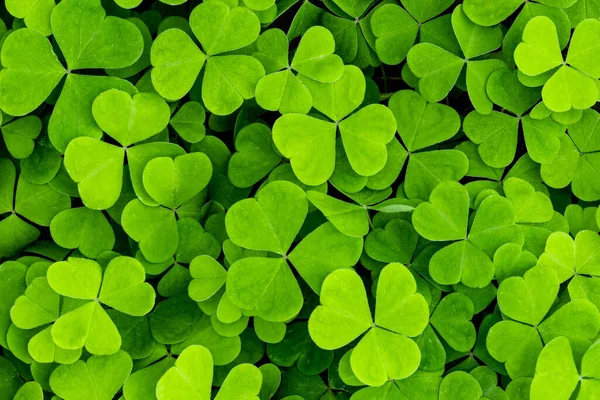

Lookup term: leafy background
[0,0,600,399]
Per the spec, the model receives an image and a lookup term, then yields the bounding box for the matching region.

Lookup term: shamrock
[503,177,555,224]
[349,371,441,399]
[306,191,371,238]
[0,158,71,259]
[273,66,397,186]
[5,0,55,36]
[156,344,262,400]
[537,230,600,309]
[49,350,133,400]
[123,350,177,400]
[365,218,419,264]
[254,27,344,114]
[327,137,408,194]
[135,217,220,299]
[188,254,283,341]
[50,207,115,258]
[148,294,202,346]
[0,0,144,153]
[169,314,242,366]
[266,322,333,376]
[309,263,429,386]
[515,17,600,112]
[430,293,477,352]
[530,336,600,400]
[63,88,182,210]
[487,264,600,379]
[9,276,83,364]
[456,145,564,257]
[406,5,504,107]
[142,152,213,209]
[188,255,228,304]
[493,243,538,282]
[463,68,566,168]
[412,181,523,287]
[370,0,458,66]
[439,371,482,400]
[150,1,264,115]
[224,181,363,321]
[46,256,155,355]
[169,101,206,144]
[0,262,28,349]
[316,0,381,68]
[501,1,573,66]
[0,115,42,160]
[541,109,600,201]
[13,381,43,400]
[227,123,282,188]
[564,204,599,236]
[463,0,576,26]
[108,311,156,360]
[388,89,467,200]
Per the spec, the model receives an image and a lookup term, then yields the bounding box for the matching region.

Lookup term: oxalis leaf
[309,264,428,386]
[0,0,599,396]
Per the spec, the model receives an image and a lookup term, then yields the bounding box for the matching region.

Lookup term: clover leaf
[273,66,396,185]
[494,243,538,282]
[0,0,144,152]
[309,263,428,386]
[49,350,133,400]
[541,109,600,201]
[306,191,370,237]
[50,207,115,258]
[254,27,344,114]
[1,0,600,395]
[406,7,506,108]
[515,17,600,112]
[430,293,477,352]
[188,255,228,303]
[565,204,599,236]
[47,256,155,354]
[530,336,600,400]
[1,116,42,160]
[169,101,206,144]
[413,181,522,287]
[228,123,282,188]
[64,126,187,209]
[157,344,262,400]
[488,264,600,379]
[151,2,263,115]
[464,68,568,168]
[388,89,469,199]
[0,29,65,117]
[439,371,482,400]
[370,0,456,66]
[463,0,576,27]
[537,230,600,309]
[369,4,419,65]
[317,0,383,68]
[365,219,419,265]
[143,153,212,209]
[63,87,180,210]
[350,371,442,399]
[266,322,333,376]
[0,158,70,259]
[13,381,43,400]
[92,89,170,147]
[225,181,361,321]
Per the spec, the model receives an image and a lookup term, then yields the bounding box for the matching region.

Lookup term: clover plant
[1,0,600,399]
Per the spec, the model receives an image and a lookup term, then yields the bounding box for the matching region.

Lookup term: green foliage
[308,263,428,386]
[1,0,599,398]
